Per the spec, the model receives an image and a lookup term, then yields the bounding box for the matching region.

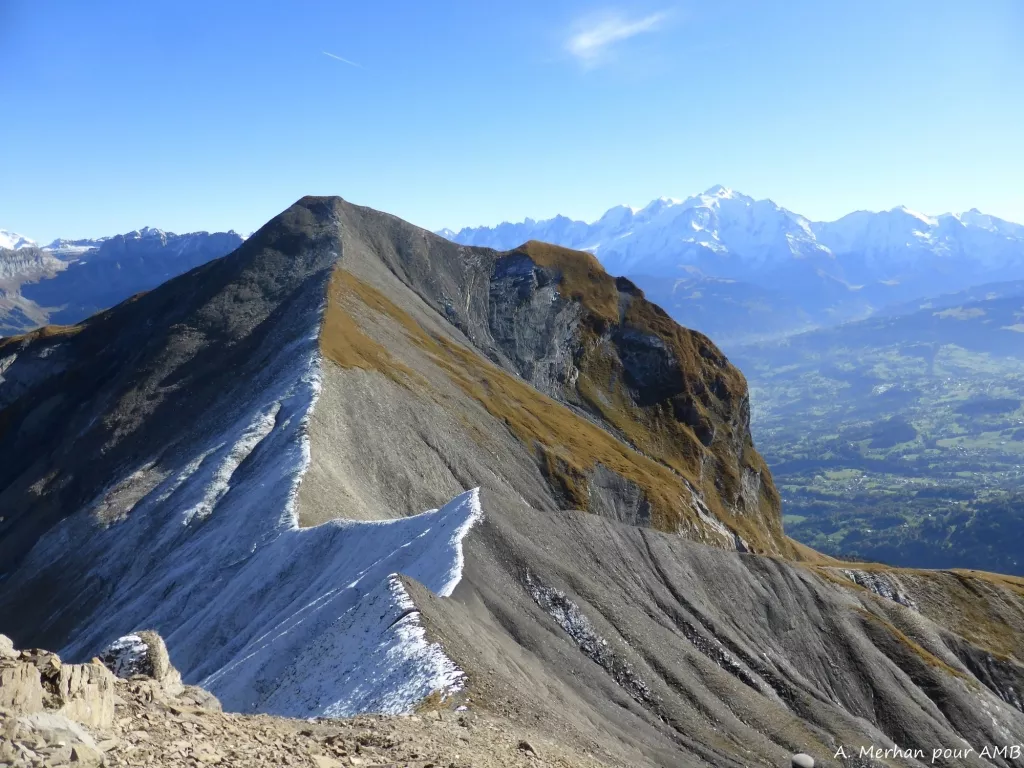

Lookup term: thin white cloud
[566,11,669,64]
[322,51,364,69]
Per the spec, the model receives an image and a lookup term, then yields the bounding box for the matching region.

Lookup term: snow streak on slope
[9,282,481,718]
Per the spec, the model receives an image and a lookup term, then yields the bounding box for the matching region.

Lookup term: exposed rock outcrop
[0,635,115,730]
[0,636,603,768]
[99,631,182,695]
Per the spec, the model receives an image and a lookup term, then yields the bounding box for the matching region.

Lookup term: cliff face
[297,200,784,552]
[485,241,782,551]
[2,197,1024,767]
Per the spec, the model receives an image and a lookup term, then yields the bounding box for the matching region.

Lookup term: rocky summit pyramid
[2,197,1024,767]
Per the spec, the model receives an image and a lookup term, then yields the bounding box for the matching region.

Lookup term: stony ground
[2,677,610,768]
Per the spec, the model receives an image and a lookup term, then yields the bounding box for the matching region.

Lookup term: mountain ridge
[442,186,1023,261]
[0,227,243,335]
[440,187,1024,346]
[4,195,1024,766]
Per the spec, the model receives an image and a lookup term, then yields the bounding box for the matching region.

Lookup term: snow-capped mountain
[440,187,1024,345]
[812,206,1024,282]
[42,236,109,258]
[0,230,36,250]
[446,186,834,280]
[442,186,1024,282]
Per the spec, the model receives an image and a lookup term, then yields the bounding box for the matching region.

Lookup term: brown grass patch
[513,241,619,323]
[808,565,1024,660]
[319,269,422,387]
[855,608,969,681]
[0,323,83,353]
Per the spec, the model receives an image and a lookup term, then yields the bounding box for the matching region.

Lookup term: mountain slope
[2,197,1024,766]
[0,228,242,335]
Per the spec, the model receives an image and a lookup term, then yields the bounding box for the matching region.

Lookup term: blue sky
[2,0,1022,242]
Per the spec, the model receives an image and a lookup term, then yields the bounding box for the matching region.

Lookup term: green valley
[734,291,1024,574]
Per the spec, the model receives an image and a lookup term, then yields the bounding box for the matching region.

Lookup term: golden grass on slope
[506,240,789,554]
[854,608,970,682]
[320,269,422,387]
[515,241,619,324]
[0,323,83,353]
[924,571,1024,661]
[809,564,1024,661]
[319,264,707,534]
[432,333,708,532]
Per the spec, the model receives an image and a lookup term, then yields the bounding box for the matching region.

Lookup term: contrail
[322,51,364,69]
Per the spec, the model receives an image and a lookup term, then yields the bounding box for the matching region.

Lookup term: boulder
[4,711,107,766]
[100,629,222,711]
[0,657,45,712]
[55,658,117,728]
[179,683,223,712]
[0,638,115,729]
[99,630,183,695]
[792,754,815,768]
[0,633,15,660]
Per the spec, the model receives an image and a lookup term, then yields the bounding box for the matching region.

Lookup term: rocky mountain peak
[5,196,1024,766]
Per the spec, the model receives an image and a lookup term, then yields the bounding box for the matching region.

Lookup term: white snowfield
[0,229,36,250]
[439,186,1024,279]
[12,286,481,718]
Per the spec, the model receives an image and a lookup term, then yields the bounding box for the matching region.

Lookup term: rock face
[99,631,183,696]
[0,634,115,730]
[2,647,605,767]
[2,197,1024,766]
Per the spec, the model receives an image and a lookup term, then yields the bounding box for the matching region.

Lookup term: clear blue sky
[2,0,1022,242]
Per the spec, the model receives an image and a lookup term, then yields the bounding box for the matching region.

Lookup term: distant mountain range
[440,187,1024,346]
[0,229,39,251]
[0,229,109,254]
[0,227,243,335]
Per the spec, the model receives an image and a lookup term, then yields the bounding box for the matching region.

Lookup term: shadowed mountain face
[2,197,1024,767]
[0,229,242,335]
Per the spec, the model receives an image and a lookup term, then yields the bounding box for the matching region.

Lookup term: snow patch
[99,634,149,678]
[181,402,281,525]
[842,569,917,610]
[0,354,17,384]
[216,574,468,717]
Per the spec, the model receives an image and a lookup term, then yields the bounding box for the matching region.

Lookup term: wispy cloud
[322,51,364,69]
[566,11,669,65]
